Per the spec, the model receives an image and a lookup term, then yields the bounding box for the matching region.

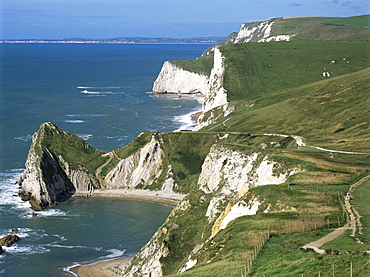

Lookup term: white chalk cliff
[121,144,299,276]
[204,18,295,55]
[17,123,78,210]
[152,19,295,130]
[152,61,209,94]
[234,19,294,43]
[105,134,166,190]
[153,47,231,130]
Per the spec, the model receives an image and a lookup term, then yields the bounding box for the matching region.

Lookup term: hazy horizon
[1,0,369,40]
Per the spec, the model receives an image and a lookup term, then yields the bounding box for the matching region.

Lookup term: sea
[0,43,212,276]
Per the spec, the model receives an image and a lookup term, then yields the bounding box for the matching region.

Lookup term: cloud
[350,5,362,11]
[290,2,303,6]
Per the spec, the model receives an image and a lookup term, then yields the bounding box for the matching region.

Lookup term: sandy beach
[69,189,184,276]
[69,257,132,277]
[73,189,185,207]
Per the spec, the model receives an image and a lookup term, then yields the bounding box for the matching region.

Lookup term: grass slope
[37,122,106,174]
[220,41,370,101]
[171,52,214,76]
[204,65,370,152]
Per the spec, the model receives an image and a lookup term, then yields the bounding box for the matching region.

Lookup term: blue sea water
[0,43,212,276]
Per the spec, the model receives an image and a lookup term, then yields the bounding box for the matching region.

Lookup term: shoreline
[67,256,132,277]
[67,94,201,277]
[68,189,185,276]
[72,189,185,207]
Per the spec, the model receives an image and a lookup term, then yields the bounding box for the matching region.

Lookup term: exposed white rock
[122,226,170,277]
[260,34,294,42]
[17,123,77,210]
[179,258,197,273]
[58,155,98,193]
[194,103,235,131]
[219,199,261,230]
[234,19,294,43]
[202,47,228,113]
[197,144,299,237]
[122,144,300,276]
[152,61,209,94]
[105,134,164,189]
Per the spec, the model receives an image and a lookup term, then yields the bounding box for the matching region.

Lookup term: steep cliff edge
[121,142,300,276]
[152,47,232,131]
[17,122,103,210]
[152,61,209,94]
[203,16,370,55]
[16,126,215,209]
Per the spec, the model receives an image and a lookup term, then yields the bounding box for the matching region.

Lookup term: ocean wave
[173,111,197,131]
[77,86,122,89]
[49,244,88,249]
[14,135,32,142]
[81,90,114,95]
[0,169,32,211]
[27,208,78,218]
[2,244,50,255]
[52,234,67,241]
[102,248,126,259]
[66,114,106,118]
[0,228,49,243]
[77,134,93,140]
[63,120,85,124]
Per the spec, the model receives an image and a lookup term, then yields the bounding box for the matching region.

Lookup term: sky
[1,0,369,39]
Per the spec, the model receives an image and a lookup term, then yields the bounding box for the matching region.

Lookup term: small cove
[0,43,212,276]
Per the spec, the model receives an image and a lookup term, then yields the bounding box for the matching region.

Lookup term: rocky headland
[16,15,370,276]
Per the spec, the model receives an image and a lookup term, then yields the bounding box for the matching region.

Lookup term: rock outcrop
[17,125,181,209]
[153,47,232,131]
[234,19,294,44]
[121,144,299,276]
[152,61,209,94]
[0,234,20,247]
[203,18,294,55]
[105,134,165,190]
[17,122,99,210]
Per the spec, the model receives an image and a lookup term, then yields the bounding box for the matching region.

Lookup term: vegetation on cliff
[19,14,370,276]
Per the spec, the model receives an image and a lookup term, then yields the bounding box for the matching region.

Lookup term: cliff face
[152,61,209,94]
[105,134,166,190]
[121,144,299,276]
[234,19,294,43]
[152,47,232,131]
[203,18,294,55]
[17,123,79,210]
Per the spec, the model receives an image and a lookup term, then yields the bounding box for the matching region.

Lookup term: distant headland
[0,37,225,44]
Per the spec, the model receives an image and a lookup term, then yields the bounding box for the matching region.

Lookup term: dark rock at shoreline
[12,228,19,232]
[0,246,4,255]
[0,234,20,247]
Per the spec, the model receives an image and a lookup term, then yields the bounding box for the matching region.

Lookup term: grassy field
[171,52,214,76]
[322,174,370,251]
[203,65,370,152]
[220,41,370,101]
[36,122,107,174]
[166,174,370,276]
[324,14,370,28]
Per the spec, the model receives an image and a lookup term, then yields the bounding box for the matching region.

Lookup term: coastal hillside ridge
[16,14,370,276]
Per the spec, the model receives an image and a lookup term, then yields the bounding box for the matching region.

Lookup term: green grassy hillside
[25,15,370,277]
[202,66,370,152]
[171,52,214,76]
[324,14,370,27]
[220,41,370,100]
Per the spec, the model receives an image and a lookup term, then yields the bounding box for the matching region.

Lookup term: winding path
[302,175,370,254]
